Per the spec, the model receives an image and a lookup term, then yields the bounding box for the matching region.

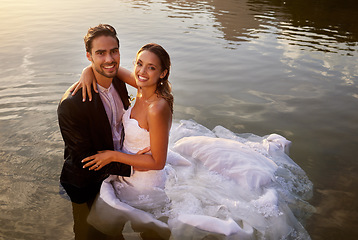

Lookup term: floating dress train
[88,107,315,239]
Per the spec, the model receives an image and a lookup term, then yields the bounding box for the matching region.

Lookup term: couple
[57,24,172,239]
[58,24,314,240]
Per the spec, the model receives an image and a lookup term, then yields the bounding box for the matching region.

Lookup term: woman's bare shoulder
[148,98,172,123]
[148,98,171,117]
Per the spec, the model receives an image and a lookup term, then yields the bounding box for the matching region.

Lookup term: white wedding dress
[88,107,315,240]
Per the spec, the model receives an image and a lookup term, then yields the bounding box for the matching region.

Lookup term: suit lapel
[112,76,130,110]
[90,89,114,149]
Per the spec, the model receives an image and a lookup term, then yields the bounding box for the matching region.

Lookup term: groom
[58,24,132,239]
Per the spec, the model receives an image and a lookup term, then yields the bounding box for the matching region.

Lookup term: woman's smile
[137,75,148,82]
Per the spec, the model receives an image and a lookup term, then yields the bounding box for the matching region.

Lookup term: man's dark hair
[84,24,119,53]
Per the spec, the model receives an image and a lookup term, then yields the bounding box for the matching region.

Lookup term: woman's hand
[69,66,98,102]
[82,150,115,171]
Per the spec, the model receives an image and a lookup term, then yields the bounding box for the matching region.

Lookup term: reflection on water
[0,0,357,239]
[166,0,261,44]
[163,0,358,53]
[260,0,358,42]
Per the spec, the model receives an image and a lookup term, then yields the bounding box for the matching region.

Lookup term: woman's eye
[149,66,156,70]
[136,62,142,66]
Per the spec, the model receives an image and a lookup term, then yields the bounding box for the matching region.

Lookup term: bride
[75,43,314,240]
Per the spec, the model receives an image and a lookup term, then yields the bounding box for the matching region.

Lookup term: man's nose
[105,53,114,62]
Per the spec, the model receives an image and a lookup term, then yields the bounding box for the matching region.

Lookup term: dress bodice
[115,106,167,211]
[122,107,150,154]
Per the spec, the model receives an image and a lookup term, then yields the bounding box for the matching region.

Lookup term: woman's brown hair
[137,43,174,113]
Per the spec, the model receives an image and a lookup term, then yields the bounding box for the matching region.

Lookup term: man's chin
[99,70,118,79]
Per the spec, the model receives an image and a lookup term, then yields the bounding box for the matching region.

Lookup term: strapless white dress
[88,107,314,240]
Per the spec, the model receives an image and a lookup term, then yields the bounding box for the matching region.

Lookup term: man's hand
[136,147,151,155]
[133,147,151,171]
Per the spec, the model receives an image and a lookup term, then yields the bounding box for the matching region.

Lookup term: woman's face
[134,50,167,89]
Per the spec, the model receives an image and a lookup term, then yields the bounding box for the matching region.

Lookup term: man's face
[87,35,120,79]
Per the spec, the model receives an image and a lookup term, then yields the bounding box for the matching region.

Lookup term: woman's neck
[137,86,157,102]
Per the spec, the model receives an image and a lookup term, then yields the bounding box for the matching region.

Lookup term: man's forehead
[92,35,119,50]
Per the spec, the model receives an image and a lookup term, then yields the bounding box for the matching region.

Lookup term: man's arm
[58,96,94,166]
[58,93,131,179]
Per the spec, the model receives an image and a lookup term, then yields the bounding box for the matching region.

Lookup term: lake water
[0,0,357,239]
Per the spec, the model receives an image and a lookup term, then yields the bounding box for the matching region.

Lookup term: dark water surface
[0,0,357,239]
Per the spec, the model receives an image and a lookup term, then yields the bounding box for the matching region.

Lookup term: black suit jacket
[57,77,131,203]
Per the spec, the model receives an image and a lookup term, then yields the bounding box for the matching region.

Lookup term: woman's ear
[160,69,168,79]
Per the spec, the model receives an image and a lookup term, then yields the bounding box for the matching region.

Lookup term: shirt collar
[97,83,113,93]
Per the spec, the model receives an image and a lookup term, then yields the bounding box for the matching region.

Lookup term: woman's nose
[139,66,146,74]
